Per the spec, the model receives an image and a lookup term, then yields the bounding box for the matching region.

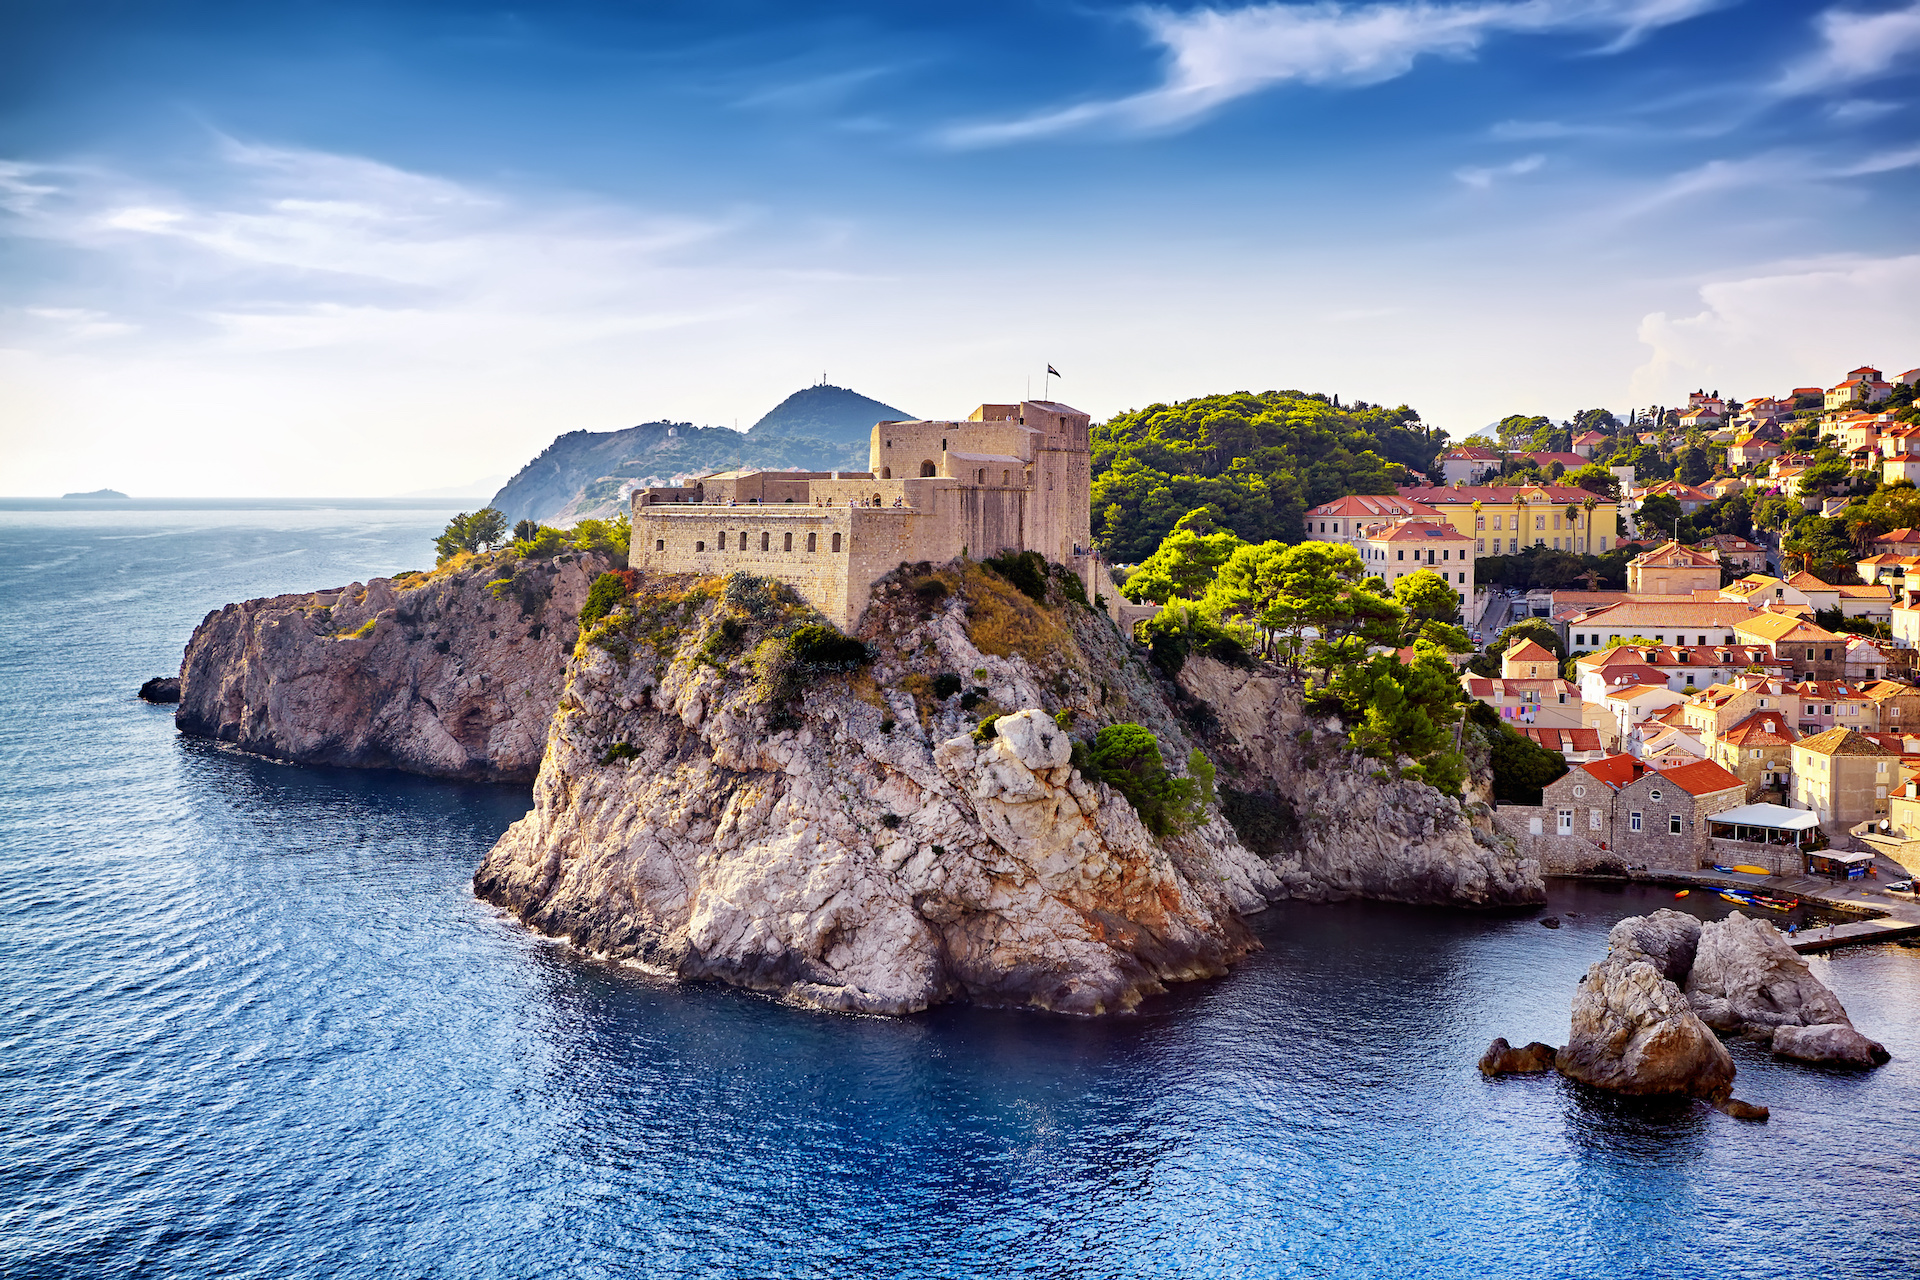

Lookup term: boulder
[1685,911,1851,1034]
[1771,1022,1892,1068]
[1609,908,1702,983]
[1557,952,1736,1098]
[1478,1038,1557,1075]
[1714,1096,1770,1121]
[138,676,181,704]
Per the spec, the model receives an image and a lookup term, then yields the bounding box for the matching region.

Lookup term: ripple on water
[2,506,1919,1279]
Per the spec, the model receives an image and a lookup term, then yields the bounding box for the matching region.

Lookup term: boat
[1673,889,1691,898]
[1717,890,1753,904]
[1730,865,1771,876]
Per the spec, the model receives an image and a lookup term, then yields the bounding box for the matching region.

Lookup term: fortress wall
[870,420,1039,478]
[630,506,858,627]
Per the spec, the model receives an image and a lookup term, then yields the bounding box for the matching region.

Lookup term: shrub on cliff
[1466,701,1568,804]
[785,624,869,671]
[1138,606,1245,677]
[983,550,1049,603]
[1076,723,1215,837]
[580,570,638,628]
[434,508,508,563]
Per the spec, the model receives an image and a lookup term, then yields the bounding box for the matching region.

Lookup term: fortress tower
[628,400,1096,629]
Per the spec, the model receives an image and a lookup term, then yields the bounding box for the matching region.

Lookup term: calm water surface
[2,501,1917,1279]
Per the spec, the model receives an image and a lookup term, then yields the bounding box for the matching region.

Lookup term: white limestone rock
[1684,911,1853,1034]
[1556,951,1736,1098]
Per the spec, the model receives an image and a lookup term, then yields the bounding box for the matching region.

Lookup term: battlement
[631,400,1093,627]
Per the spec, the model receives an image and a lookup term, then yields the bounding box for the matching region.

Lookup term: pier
[1606,854,1920,953]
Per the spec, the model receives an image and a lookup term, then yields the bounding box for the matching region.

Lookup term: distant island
[61,489,129,500]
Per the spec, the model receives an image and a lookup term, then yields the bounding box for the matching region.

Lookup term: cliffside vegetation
[1090,390,1442,562]
[1125,510,1473,797]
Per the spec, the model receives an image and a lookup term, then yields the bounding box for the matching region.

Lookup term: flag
[1047,365,1061,377]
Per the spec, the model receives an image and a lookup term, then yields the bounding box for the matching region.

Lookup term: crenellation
[631,398,1097,628]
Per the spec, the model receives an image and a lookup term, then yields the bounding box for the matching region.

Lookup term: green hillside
[747,383,914,445]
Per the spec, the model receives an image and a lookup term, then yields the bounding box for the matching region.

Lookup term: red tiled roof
[1397,484,1602,505]
[1580,754,1646,790]
[1720,712,1796,746]
[1519,727,1602,753]
[1305,494,1440,519]
[1656,758,1746,796]
[1368,520,1470,542]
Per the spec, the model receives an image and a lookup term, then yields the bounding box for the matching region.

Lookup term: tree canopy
[1091,390,1440,562]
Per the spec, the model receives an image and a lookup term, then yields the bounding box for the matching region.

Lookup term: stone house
[1496,754,1746,874]
[1355,519,1474,604]
[1696,534,1767,573]
[630,399,1094,628]
[1392,483,1620,557]
[1791,727,1896,832]
[1626,541,1721,594]
[1789,680,1881,736]
[1712,710,1796,799]
[1865,679,1920,733]
[1302,493,1442,548]
[1571,643,1783,699]
[1732,611,1853,681]
[1604,683,1688,745]
[1515,726,1607,762]
[1502,639,1557,679]
[1678,674,1792,746]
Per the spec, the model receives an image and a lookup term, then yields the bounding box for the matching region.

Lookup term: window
[1476,517,1485,529]
[1477,539,1485,552]
[1879,760,1889,774]
[1807,647,1816,660]
[1510,539,1518,553]
[655,539,665,551]
[1630,811,1643,832]
[1590,808,1602,830]
[1557,810,1574,834]
[1573,784,1586,797]
[807,532,817,552]
[761,531,770,551]
[1806,705,1816,715]
[1648,789,1663,801]
[1397,550,1404,560]
[695,540,706,552]
[783,532,793,552]
[1536,516,1546,530]
[1494,516,1503,529]
[1669,814,1683,835]
[1459,572,1466,584]
[1824,648,1834,661]
[831,532,842,553]
[1752,749,1762,759]
[1528,815,1543,835]
[1824,705,1833,715]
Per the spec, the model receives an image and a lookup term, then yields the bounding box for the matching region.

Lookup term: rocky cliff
[1177,656,1545,908]
[473,564,1281,1014]
[175,551,612,782]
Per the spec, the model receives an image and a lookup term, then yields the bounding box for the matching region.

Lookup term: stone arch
[881,467,891,479]
[831,532,842,553]
[919,460,937,477]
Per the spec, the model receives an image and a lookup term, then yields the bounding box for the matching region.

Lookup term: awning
[1809,849,1874,865]
[1707,803,1821,831]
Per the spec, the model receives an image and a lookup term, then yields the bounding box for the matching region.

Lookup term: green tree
[1468,703,1569,804]
[1496,616,1565,661]
[1567,464,1621,499]
[1677,446,1711,485]
[1119,512,1248,603]
[1636,493,1682,541]
[1391,569,1467,643]
[1751,495,1801,534]
[1081,723,1215,837]
[434,508,508,562]
[1329,651,1469,796]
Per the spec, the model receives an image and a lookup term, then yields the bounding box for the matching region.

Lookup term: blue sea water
[3,500,1919,1280]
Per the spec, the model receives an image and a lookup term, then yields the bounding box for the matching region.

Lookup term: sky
[3,0,1919,496]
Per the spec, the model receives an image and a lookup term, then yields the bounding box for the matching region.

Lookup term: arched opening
[872,494,881,506]
[881,467,891,479]
[976,468,985,484]
[760,531,770,551]
[831,532,842,553]
[1002,469,1010,485]
[806,532,817,552]
[695,540,706,552]
[919,461,936,477]
[783,532,793,551]
[655,539,664,551]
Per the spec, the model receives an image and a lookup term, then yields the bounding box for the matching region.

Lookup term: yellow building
[1396,484,1621,558]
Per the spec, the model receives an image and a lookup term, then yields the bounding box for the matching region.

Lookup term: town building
[1393,484,1620,557]
[1354,519,1474,602]
[1502,638,1557,679]
[1626,541,1720,594]
[1679,674,1793,746]
[1562,600,1763,650]
[1497,755,1746,874]
[1301,493,1442,547]
[1437,447,1503,486]
[1695,534,1768,573]
[1461,674,1585,728]
[1791,727,1897,832]
[1711,710,1796,798]
[1825,365,1894,410]
[630,399,1094,629]
[1603,683,1688,746]
[1517,726,1607,761]
[1789,680,1881,736]
[1572,643,1784,700]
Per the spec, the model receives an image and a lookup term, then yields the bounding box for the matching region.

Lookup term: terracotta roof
[1305,494,1441,518]
[1576,601,1761,627]
[1720,712,1796,746]
[1518,727,1602,753]
[1795,727,1893,756]
[1444,446,1502,460]
[1733,612,1840,644]
[1835,584,1893,599]
[1783,570,1833,590]
[1655,758,1746,796]
[1397,484,1603,505]
[1516,451,1591,470]
[1367,520,1470,543]
[1505,638,1555,662]
[1580,754,1646,790]
[1605,684,1678,701]
[1631,540,1719,569]
[1863,680,1920,702]
[1875,528,1920,545]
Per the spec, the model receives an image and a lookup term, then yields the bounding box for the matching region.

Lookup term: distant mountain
[487,386,914,526]
[747,384,913,446]
[62,488,129,499]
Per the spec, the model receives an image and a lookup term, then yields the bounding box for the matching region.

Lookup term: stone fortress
[630,399,1098,628]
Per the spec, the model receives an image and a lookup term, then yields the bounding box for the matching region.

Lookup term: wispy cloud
[1776,1,1920,96]
[943,0,1728,146]
[1455,152,1546,186]
[1621,141,1920,215]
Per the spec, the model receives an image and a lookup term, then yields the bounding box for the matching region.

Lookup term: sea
[2,498,1918,1279]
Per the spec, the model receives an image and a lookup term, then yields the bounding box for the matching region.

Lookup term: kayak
[1718,890,1752,904]
[1731,865,1771,876]
[1674,889,1691,898]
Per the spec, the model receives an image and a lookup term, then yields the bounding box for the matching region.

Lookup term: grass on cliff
[948,561,1077,666]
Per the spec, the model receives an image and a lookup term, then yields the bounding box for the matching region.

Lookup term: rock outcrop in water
[138,676,181,704]
[174,552,611,782]
[1685,912,1890,1067]
[474,565,1277,1014]
[1175,656,1545,908]
[1555,914,1737,1099]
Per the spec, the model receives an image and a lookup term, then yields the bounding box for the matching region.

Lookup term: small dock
[1618,857,1920,954]
[1788,917,1920,953]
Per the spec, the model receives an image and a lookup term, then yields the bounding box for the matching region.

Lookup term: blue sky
[4,0,1919,494]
